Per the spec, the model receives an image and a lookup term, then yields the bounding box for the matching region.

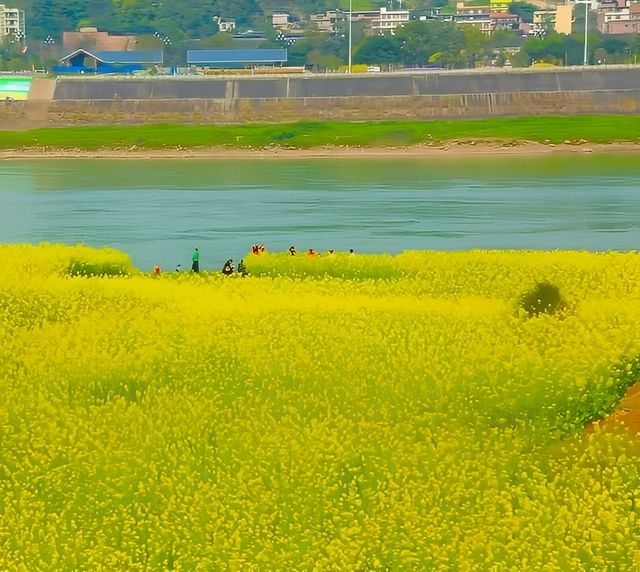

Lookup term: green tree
[515,33,583,67]
[630,35,640,64]
[215,0,261,28]
[396,21,465,68]
[307,50,342,72]
[509,2,537,24]
[200,33,235,49]
[461,26,490,68]
[583,35,631,65]
[488,29,521,50]
[353,35,402,65]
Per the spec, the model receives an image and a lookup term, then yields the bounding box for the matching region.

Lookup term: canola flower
[0,244,639,569]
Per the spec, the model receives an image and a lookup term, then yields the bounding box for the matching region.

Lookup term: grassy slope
[1,116,639,150]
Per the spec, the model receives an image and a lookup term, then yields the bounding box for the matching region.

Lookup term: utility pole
[583,1,588,65]
[575,0,590,66]
[348,0,352,73]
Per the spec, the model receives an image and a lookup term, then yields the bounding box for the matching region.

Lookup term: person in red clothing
[307,248,316,256]
[153,264,161,276]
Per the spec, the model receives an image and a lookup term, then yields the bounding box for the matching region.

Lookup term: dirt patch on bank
[587,383,640,434]
[1,141,639,160]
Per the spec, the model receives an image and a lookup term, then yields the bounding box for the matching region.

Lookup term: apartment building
[597,0,640,34]
[452,2,521,33]
[310,10,343,33]
[372,7,410,34]
[530,9,557,35]
[0,4,25,39]
[272,11,299,31]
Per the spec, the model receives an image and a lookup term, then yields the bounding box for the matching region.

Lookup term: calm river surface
[1,155,639,270]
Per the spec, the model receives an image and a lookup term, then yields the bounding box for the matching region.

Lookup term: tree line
[7,1,434,40]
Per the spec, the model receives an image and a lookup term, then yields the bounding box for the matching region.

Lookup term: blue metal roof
[61,49,163,64]
[187,49,287,65]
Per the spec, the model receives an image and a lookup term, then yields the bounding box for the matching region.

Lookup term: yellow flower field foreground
[1,244,639,570]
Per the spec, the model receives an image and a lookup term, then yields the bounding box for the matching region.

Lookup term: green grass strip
[2,116,639,151]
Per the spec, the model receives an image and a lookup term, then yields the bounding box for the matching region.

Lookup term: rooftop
[187,49,288,65]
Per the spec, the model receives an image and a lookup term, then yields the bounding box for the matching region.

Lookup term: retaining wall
[51,68,640,101]
[42,91,640,126]
[1,68,639,129]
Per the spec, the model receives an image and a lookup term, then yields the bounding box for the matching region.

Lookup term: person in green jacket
[191,248,200,272]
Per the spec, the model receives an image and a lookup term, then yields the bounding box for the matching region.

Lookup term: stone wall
[1,68,638,129]
[42,91,640,126]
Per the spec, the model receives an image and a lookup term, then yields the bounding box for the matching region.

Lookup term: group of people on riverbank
[152,244,354,276]
[286,245,354,257]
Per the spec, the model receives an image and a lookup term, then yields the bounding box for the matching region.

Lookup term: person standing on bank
[192,248,200,273]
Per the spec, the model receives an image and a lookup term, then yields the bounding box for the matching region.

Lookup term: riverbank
[2,140,639,160]
[1,116,640,158]
[588,382,640,433]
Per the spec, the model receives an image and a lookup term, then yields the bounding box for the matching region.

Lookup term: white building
[372,7,410,34]
[0,4,25,40]
[213,16,236,33]
[272,12,297,31]
[454,11,494,33]
[530,9,557,35]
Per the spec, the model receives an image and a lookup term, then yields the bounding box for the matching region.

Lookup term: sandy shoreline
[1,141,639,160]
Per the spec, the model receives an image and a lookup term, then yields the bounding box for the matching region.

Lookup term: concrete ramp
[29,78,56,101]
[22,78,57,129]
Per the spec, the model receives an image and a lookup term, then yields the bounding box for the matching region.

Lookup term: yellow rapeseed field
[1,244,639,570]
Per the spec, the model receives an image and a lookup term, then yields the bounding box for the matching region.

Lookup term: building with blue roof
[55,49,164,74]
[187,49,288,69]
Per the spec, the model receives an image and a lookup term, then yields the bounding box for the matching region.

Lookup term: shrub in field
[519,281,568,318]
[65,249,135,277]
[0,243,135,279]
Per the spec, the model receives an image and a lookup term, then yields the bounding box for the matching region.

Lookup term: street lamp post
[583,1,588,65]
[41,35,55,64]
[348,0,352,73]
[154,31,172,47]
[575,0,590,66]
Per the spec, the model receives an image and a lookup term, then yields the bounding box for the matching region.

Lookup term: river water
[1,155,639,271]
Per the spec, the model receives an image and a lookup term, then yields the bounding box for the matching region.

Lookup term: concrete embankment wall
[1,68,639,128]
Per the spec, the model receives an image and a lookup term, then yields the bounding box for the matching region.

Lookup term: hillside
[11,0,434,40]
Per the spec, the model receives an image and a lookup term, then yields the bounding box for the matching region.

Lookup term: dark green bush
[519,281,567,318]
[66,259,131,277]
